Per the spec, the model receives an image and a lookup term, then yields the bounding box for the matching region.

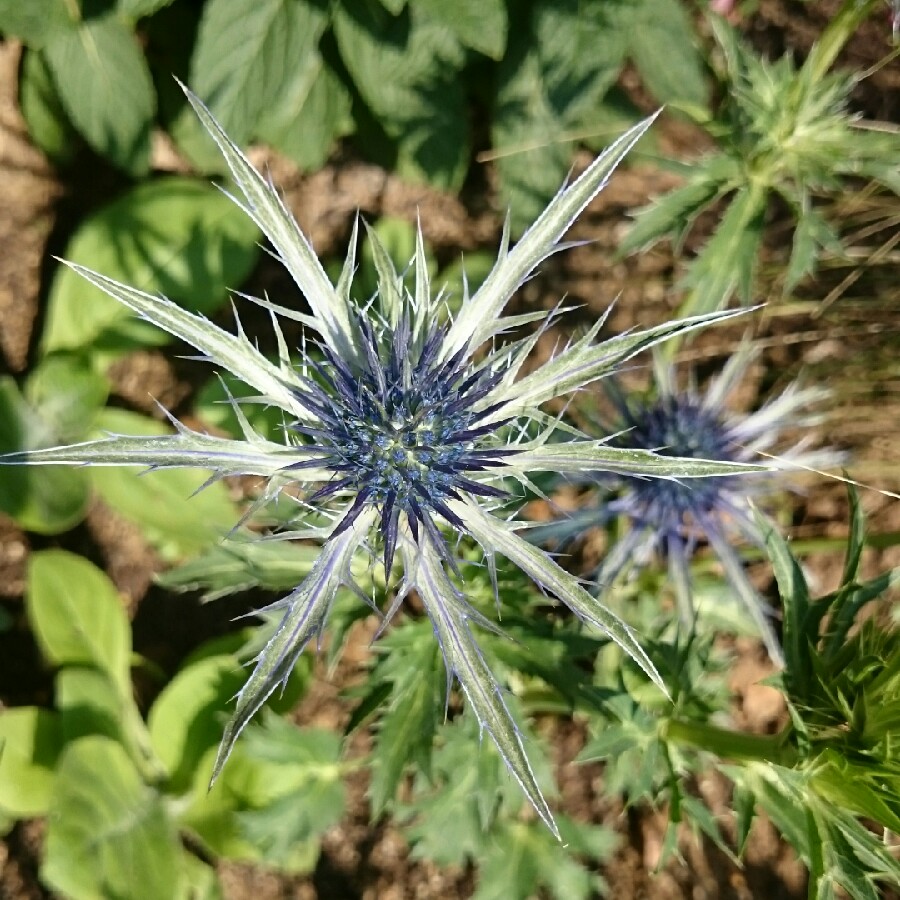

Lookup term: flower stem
[663,718,797,767]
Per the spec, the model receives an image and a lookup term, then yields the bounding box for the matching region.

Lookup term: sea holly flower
[1,84,762,834]
[538,349,838,666]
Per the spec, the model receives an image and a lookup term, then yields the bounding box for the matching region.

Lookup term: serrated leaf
[190,0,328,145]
[236,718,345,869]
[627,0,708,108]
[0,708,62,818]
[492,0,629,234]
[43,13,155,175]
[27,550,131,692]
[679,185,767,315]
[618,158,737,256]
[473,817,612,900]
[401,713,524,864]
[43,177,260,354]
[43,737,183,900]
[89,409,238,559]
[258,59,353,172]
[412,0,507,59]
[367,623,445,813]
[784,202,843,292]
[334,2,469,189]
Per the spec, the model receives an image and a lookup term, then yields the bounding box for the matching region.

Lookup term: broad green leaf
[0,708,62,817]
[19,49,78,166]
[492,0,628,233]
[43,14,155,175]
[179,747,258,860]
[56,666,160,781]
[25,354,109,444]
[0,0,72,47]
[627,0,708,108]
[118,0,177,17]
[26,550,131,692]
[190,0,328,145]
[258,59,353,172]
[43,737,183,900]
[180,853,223,900]
[43,177,260,354]
[56,667,130,747]
[412,0,507,59]
[0,377,89,533]
[89,409,238,559]
[334,2,469,189]
[377,0,406,12]
[148,654,247,793]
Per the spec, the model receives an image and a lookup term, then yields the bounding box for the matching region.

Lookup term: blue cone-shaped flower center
[290,313,511,572]
[616,395,737,522]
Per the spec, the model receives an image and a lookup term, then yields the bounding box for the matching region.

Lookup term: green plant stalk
[804,0,880,84]
[663,718,798,767]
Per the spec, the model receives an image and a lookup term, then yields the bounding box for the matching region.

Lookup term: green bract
[0,83,765,834]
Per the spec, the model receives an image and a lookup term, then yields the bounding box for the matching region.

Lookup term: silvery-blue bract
[3,83,762,834]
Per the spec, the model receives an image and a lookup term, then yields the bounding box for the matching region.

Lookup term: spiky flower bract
[542,349,838,666]
[0,83,764,834]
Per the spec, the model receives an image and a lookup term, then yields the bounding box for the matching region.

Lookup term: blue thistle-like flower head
[290,310,511,574]
[0,85,765,835]
[556,349,841,664]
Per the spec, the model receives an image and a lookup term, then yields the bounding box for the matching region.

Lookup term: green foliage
[89,409,238,559]
[620,0,899,315]
[349,618,446,814]
[660,490,900,898]
[399,713,617,899]
[6,0,707,227]
[43,177,260,355]
[493,0,700,231]
[0,356,106,533]
[43,737,184,900]
[0,553,335,897]
[0,709,62,818]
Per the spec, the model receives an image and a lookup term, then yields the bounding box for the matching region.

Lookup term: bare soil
[1,2,899,898]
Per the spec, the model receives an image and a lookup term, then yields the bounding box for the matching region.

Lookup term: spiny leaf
[408,534,559,837]
[211,512,373,784]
